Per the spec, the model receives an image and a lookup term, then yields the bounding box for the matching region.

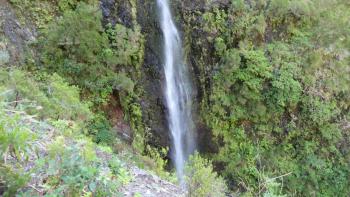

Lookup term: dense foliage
[2,0,350,196]
[40,2,138,105]
[11,0,147,149]
[0,69,130,196]
[181,0,350,196]
[184,152,227,197]
[0,69,92,121]
[1,1,147,195]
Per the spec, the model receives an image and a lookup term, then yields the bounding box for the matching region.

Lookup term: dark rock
[0,0,36,66]
[100,0,133,28]
[136,0,169,147]
[100,0,229,151]
[101,0,169,147]
[100,0,114,18]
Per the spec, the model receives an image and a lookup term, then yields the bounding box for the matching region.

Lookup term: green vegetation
[1,1,162,195]
[40,3,135,105]
[184,152,227,197]
[0,69,92,121]
[36,1,146,153]
[2,0,350,196]
[0,69,130,196]
[182,0,350,196]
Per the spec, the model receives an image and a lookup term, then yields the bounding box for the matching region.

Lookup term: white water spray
[157,0,196,183]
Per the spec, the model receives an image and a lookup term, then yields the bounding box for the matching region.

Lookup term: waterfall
[157,0,196,183]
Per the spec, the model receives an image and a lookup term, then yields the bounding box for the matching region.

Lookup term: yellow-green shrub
[184,152,227,197]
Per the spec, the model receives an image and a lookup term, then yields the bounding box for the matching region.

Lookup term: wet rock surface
[101,0,170,147]
[136,0,170,147]
[100,0,222,151]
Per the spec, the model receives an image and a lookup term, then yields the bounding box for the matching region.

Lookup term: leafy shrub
[0,69,130,196]
[42,3,108,65]
[106,23,144,69]
[0,165,29,197]
[184,152,227,197]
[57,0,98,12]
[87,114,114,144]
[119,93,145,153]
[108,156,131,185]
[41,2,135,105]
[262,178,286,197]
[0,101,33,196]
[0,102,36,162]
[144,145,177,182]
[193,0,350,195]
[21,137,128,196]
[9,0,56,29]
[9,0,99,29]
[0,83,139,197]
[0,69,92,122]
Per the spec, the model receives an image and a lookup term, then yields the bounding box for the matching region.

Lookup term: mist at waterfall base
[157,0,196,184]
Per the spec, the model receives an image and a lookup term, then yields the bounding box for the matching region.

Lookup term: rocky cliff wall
[0,0,36,67]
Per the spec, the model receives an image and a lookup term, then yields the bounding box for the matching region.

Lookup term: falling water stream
[157,0,196,184]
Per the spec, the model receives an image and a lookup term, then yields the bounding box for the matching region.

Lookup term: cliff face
[176,0,230,153]
[99,0,166,148]
[1,0,220,152]
[100,0,228,151]
[0,0,172,148]
[135,0,169,147]
[0,0,36,66]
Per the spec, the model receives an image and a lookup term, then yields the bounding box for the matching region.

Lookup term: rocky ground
[120,166,185,197]
[1,110,185,196]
